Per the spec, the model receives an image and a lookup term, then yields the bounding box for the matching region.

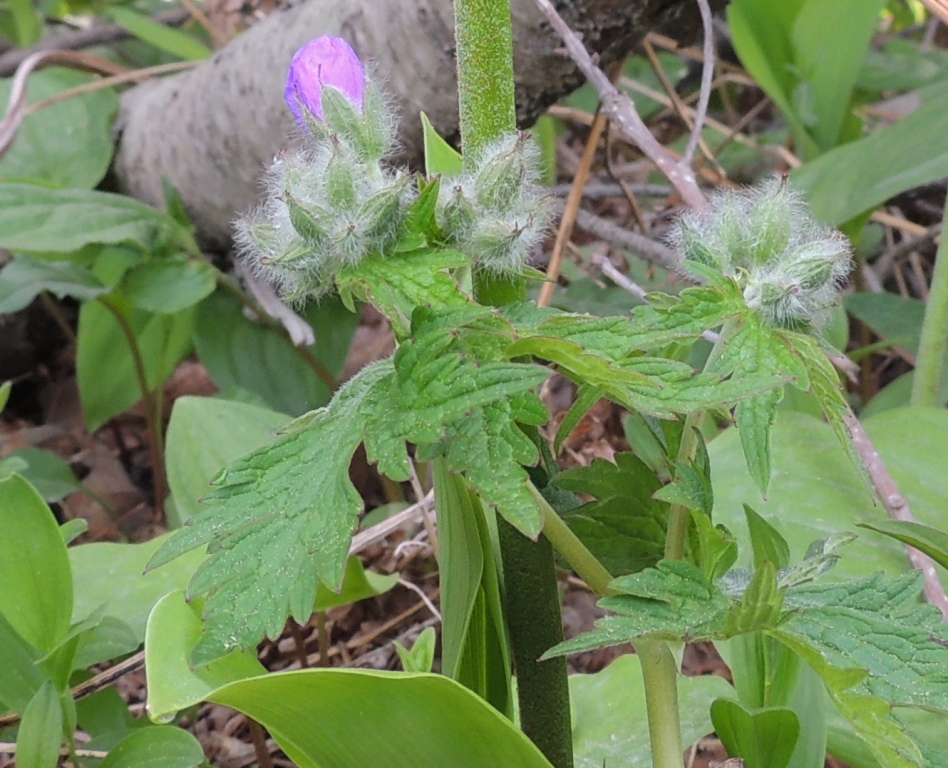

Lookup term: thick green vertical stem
[911,196,948,407]
[454,0,524,306]
[635,639,684,768]
[453,0,516,163]
[497,516,574,768]
[453,2,571,764]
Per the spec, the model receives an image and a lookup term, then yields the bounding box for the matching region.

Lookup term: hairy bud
[669,178,852,329]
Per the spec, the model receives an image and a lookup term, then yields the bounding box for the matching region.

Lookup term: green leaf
[0,68,117,188]
[688,510,739,582]
[511,335,787,419]
[516,283,746,357]
[553,453,667,576]
[144,591,267,722]
[336,247,471,335]
[0,475,72,653]
[314,555,398,611]
[3,447,80,503]
[711,699,801,768]
[772,633,923,768]
[99,726,205,768]
[779,572,948,712]
[76,300,194,430]
[207,670,555,768]
[106,7,212,60]
[147,363,388,665]
[544,561,733,657]
[0,184,193,254]
[553,384,602,454]
[71,535,206,641]
[121,259,216,314]
[857,520,948,571]
[165,396,292,528]
[193,290,357,417]
[16,681,63,768]
[845,293,926,357]
[0,610,47,714]
[74,685,133,738]
[433,460,511,713]
[728,0,815,157]
[745,505,791,571]
[72,617,140,670]
[709,412,921,581]
[791,85,948,226]
[443,399,543,535]
[788,0,885,150]
[395,626,437,673]
[570,653,734,768]
[723,560,784,636]
[705,316,811,495]
[421,112,463,176]
[0,254,108,313]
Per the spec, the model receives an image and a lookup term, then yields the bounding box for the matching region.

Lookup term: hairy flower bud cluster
[235,37,409,303]
[669,178,852,329]
[436,133,553,274]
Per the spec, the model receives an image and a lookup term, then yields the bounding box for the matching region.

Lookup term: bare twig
[844,412,948,618]
[0,9,190,76]
[539,106,609,307]
[561,202,685,274]
[534,0,708,210]
[681,0,716,167]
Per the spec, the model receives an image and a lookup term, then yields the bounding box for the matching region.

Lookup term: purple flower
[284,36,365,127]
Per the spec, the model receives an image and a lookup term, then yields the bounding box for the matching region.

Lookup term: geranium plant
[141,4,948,768]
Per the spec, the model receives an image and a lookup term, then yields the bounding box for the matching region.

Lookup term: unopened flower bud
[668,177,852,330]
[284,36,365,129]
[356,174,413,245]
[472,133,532,211]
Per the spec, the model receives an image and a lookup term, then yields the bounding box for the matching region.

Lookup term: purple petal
[284,36,366,127]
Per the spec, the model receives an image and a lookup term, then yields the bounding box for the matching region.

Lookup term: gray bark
[114,0,718,250]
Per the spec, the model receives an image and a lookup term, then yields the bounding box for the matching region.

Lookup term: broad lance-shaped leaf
[147,362,389,665]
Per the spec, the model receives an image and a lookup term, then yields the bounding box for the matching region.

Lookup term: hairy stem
[453,0,515,162]
[497,517,574,768]
[454,2,569,762]
[911,195,948,407]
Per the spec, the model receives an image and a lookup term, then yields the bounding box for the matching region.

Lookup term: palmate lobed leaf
[545,548,948,765]
[147,363,387,664]
[149,328,551,664]
[555,454,667,576]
